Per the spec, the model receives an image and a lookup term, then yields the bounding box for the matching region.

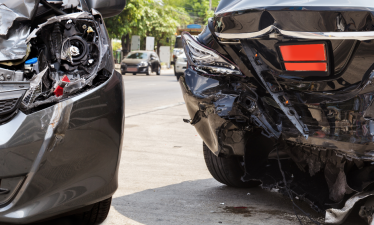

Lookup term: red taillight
[279,44,326,61]
[278,43,328,72]
[284,63,327,71]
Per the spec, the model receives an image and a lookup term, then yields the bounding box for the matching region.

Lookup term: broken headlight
[18,13,111,112]
[182,32,243,76]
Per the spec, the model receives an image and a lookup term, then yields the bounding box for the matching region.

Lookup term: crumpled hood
[0,1,38,62]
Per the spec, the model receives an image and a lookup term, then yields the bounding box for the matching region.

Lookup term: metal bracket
[241,40,309,139]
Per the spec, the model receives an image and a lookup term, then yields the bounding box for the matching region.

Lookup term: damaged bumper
[180,2,374,223]
[0,70,124,224]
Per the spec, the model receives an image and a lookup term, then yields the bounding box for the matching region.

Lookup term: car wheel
[79,197,112,225]
[176,74,180,81]
[121,71,125,75]
[156,65,161,75]
[133,73,136,75]
[146,66,151,75]
[203,142,260,188]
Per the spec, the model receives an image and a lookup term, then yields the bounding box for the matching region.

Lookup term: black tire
[133,73,136,75]
[173,65,177,75]
[176,74,181,81]
[146,66,151,75]
[80,197,112,225]
[121,71,125,75]
[203,143,260,188]
[156,65,161,75]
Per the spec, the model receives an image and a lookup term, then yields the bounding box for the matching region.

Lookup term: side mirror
[85,0,127,18]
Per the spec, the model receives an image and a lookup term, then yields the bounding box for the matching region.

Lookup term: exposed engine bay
[179,1,374,224]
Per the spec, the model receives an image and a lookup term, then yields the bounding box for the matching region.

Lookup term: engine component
[0,68,23,82]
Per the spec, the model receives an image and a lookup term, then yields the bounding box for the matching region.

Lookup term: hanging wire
[276,146,321,225]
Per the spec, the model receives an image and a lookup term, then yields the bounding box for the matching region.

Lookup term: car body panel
[0,70,124,224]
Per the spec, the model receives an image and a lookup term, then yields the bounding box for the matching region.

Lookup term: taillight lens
[278,43,328,72]
[182,32,243,76]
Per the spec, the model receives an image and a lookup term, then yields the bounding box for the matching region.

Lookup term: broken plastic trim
[182,32,244,77]
[241,40,310,139]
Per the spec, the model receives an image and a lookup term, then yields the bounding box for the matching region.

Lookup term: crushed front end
[180,2,374,224]
[0,0,125,223]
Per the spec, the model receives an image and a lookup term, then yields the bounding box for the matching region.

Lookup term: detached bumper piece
[180,6,374,223]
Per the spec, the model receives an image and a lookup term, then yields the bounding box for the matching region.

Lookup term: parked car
[0,0,125,224]
[179,0,374,224]
[121,51,161,75]
[172,35,184,66]
[174,51,187,80]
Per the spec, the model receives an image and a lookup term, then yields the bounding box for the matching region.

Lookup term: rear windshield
[175,36,183,48]
[127,52,148,59]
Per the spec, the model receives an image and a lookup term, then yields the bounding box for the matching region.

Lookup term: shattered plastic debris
[220,203,225,205]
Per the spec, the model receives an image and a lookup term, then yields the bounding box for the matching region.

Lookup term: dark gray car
[121,51,161,75]
[0,0,125,224]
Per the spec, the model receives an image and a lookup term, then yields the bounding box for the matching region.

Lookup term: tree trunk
[157,40,161,56]
[121,34,130,56]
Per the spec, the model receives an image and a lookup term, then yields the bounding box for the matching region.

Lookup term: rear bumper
[0,70,125,224]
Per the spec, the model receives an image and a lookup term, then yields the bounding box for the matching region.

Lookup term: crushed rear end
[179,1,374,223]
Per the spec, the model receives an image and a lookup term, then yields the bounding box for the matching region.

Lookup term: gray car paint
[0,69,125,223]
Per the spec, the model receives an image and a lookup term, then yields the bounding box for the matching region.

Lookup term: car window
[175,36,182,48]
[126,52,149,59]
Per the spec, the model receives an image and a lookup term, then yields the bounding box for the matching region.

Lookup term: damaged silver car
[0,0,125,224]
[180,0,374,224]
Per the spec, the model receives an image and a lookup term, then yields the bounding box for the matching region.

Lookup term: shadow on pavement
[1,178,366,225]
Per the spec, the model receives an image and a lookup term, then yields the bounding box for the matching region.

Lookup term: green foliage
[105,0,190,41]
[112,41,122,51]
[163,0,218,24]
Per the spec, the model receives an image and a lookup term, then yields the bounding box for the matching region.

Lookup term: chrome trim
[215,25,374,41]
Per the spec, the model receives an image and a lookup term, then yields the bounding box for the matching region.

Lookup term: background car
[121,51,161,75]
[0,0,125,224]
[174,51,187,80]
[172,35,184,66]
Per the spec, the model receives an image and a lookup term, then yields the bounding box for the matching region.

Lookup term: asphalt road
[21,69,366,225]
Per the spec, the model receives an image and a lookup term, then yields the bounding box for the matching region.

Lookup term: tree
[163,0,218,24]
[105,0,152,56]
[105,0,191,56]
[144,2,190,55]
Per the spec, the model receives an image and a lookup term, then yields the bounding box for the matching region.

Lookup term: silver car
[0,0,125,224]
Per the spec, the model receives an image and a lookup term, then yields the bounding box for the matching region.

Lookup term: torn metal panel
[0,24,30,61]
[326,190,374,224]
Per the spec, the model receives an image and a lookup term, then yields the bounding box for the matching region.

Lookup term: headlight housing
[182,32,243,76]
[139,61,148,67]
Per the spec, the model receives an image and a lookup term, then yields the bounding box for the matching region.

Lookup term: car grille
[125,63,139,67]
[0,97,21,124]
[0,98,18,113]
